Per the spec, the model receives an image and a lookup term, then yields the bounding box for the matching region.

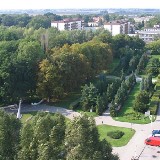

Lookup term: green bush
[124,112,142,120]
[107,130,124,139]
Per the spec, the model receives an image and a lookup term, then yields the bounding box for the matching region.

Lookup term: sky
[0,0,160,10]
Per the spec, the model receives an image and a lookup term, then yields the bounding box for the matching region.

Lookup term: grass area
[114,83,153,124]
[49,92,81,109]
[20,111,71,124]
[75,110,97,117]
[150,55,160,60]
[21,111,39,123]
[97,124,135,147]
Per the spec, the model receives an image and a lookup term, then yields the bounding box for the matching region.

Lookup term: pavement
[3,103,160,160]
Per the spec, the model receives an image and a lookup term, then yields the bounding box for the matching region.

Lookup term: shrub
[107,130,124,139]
[124,112,143,120]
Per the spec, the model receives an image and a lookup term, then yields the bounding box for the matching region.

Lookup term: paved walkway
[4,103,160,160]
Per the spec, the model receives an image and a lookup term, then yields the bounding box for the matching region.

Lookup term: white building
[104,21,130,36]
[88,22,99,27]
[136,28,160,42]
[51,18,84,31]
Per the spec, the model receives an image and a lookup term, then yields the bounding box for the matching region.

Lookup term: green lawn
[75,110,98,117]
[97,124,135,147]
[114,83,152,124]
[49,92,81,109]
[20,111,38,123]
[21,111,70,124]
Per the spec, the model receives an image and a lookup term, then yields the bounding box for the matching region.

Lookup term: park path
[96,106,160,160]
[5,103,160,160]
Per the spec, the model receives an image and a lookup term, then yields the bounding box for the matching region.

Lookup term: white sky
[0,0,160,10]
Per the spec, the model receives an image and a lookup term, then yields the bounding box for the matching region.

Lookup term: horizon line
[0,8,160,10]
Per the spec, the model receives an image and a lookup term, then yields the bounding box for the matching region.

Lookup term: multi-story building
[51,18,84,31]
[103,21,131,36]
[88,22,99,27]
[136,28,160,43]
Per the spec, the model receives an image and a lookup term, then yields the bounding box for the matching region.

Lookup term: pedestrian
[102,121,103,124]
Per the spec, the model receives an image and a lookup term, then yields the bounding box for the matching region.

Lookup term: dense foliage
[0,110,119,160]
[0,13,145,107]
[0,110,21,159]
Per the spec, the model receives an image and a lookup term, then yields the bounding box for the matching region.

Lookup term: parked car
[152,130,160,137]
[145,136,160,146]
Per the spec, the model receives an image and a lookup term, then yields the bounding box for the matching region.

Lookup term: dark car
[152,130,160,136]
[145,136,160,146]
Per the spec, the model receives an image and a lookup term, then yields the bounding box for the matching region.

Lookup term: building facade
[103,21,130,36]
[51,18,84,31]
[136,28,160,43]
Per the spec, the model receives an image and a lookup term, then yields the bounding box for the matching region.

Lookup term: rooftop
[52,18,84,23]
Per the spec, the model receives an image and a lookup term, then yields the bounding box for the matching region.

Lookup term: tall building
[51,18,84,31]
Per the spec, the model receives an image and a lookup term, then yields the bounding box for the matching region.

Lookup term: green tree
[106,83,115,102]
[133,91,150,113]
[0,40,19,103]
[95,95,105,115]
[28,15,51,29]
[1,15,16,26]
[18,123,34,160]
[37,59,62,101]
[10,40,43,100]
[65,114,118,160]
[81,83,98,111]
[18,112,66,160]
[0,110,21,160]
[110,101,117,117]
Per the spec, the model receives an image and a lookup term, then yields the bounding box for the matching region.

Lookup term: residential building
[87,16,103,27]
[136,28,160,43]
[103,21,131,36]
[51,18,84,31]
[88,22,99,27]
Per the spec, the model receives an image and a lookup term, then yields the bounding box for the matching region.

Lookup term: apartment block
[103,21,130,36]
[51,18,84,31]
[136,28,160,43]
